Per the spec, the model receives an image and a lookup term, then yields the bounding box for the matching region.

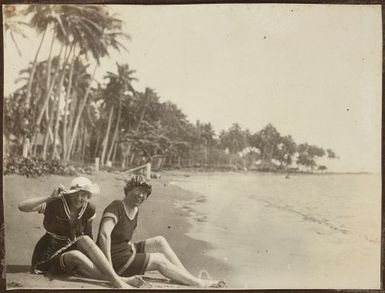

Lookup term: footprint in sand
[196,196,206,203]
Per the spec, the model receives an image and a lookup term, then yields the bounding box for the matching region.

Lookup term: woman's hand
[50,184,65,199]
[18,184,66,212]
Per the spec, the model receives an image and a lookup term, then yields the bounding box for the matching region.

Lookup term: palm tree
[23,4,68,158]
[128,88,160,164]
[219,123,247,155]
[61,48,77,160]
[276,135,296,168]
[258,124,281,167]
[51,45,74,159]
[21,5,127,160]
[6,4,55,156]
[23,4,63,113]
[4,5,29,57]
[65,5,129,162]
[64,60,92,160]
[99,63,137,166]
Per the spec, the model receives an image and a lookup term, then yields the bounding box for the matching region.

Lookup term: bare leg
[144,236,189,274]
[62,250,105,279]
[146,253,221,288]
[62,250,143,287]
[74,236,130,288]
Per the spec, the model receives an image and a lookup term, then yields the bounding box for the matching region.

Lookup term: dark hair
[124,174,152,197]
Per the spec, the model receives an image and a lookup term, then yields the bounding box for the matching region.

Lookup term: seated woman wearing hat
[97,174,226,288]
[18,176,142,288]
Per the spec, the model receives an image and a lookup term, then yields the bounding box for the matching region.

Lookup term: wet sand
[169,171,381,289]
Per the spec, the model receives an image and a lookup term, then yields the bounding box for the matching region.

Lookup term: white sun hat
[65,177,100,195]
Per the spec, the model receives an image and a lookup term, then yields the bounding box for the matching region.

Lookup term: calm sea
[171,173,381,289]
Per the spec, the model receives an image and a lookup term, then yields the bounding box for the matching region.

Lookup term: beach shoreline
[3,170,380,289]
[3,171,230,289]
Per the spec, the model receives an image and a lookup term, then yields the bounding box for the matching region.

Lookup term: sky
[4,4,382,173]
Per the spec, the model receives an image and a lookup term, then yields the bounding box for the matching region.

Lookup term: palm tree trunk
[77,122,84,161]
[159,157,165,170]
[134,92,151,132]
[24,30,49,157]
[112,141,118,164]
[93,132,101,158]
[74,120,83,160]
[42,101,55,159]
[66,65,97,161]
[107,100,122,162]
[120,92,149,167]
[129,152,135,167]
[25,29,47,111]
[45,31,55,100]
[35,44,64,129]
[66,91,77,150]
[31,135,37,157]
[100,106,114,166]
[81,127,88,163]
[62,48,76,161]
[52,45,72,159]
[121,144,132,168]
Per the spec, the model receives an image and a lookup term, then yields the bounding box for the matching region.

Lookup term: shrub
[3,155,76,177]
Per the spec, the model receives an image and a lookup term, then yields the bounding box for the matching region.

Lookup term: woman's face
[69,190,91,209]
[124,187,148,208]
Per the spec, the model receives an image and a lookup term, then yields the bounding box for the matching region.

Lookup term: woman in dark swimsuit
[97,174,226,288]
[18,176,141,288]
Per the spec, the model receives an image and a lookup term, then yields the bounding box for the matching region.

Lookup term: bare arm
[18,186,64,212]
[98,217,116,265]
[85,219,94,240]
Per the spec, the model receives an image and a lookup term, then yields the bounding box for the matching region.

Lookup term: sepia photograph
[2,3,382,290]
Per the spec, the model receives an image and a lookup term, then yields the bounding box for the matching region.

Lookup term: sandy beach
[170,171,381,289]
[3,171,229,289]
[3,170,381,289]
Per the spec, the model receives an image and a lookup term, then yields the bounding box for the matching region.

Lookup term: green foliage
[219,123,248,154]
[4,93,34,141]
[326,149,337,159]
[3,156,76,177]
[318,165,327,171]
[6,4,338,173]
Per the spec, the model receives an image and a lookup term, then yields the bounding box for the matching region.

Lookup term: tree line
[4,4,337,172]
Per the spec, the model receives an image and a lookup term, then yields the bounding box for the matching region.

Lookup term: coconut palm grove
[4,4,337,177]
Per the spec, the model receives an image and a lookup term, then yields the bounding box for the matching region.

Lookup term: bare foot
[198,269,211,280]
[208,280,227,288]
[122,275,144,287]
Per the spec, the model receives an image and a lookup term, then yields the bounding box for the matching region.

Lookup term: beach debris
[7,281,23,288]
[65,166,77,176]
[151,173,161,179]
[198,270,228,288]
[198,269,211,280]
[196,196,206,203]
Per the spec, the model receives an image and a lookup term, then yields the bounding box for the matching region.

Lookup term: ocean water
[171,173,381,289]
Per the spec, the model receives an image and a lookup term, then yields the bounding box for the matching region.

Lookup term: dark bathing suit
[97,200,149,277]
[31,197,96,275]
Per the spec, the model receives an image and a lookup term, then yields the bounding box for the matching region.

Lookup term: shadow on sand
[6,265,30,273]
[6,264,109,288]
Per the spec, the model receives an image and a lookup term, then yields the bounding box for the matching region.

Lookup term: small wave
[262,200,379,244]
[262,200,351,234]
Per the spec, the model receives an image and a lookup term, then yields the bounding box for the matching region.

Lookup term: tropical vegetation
[4,4,337,176]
